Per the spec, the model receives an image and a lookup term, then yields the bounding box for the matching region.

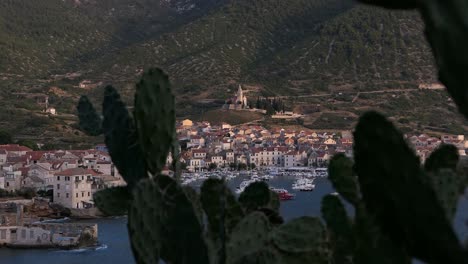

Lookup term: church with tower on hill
[223,85,249,110]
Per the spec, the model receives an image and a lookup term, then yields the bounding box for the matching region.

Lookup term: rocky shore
[1,199,100,250]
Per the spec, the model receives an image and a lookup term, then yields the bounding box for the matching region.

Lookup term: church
[223,85,249,110]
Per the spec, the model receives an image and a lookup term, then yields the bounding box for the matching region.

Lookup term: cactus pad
[427,169,461,221]
[238,181,271,212]
[328,154,360,205]
[353,111,466,264]
[270,217,329,263]
[134,68,176,175]
[129,176,209,264]
[321,195,354,264]
[183,185,203,224]
[424,144,459,173]
[227,212,272,264]
[102,85,147,187]
[321,194,352,241]
[201,178,244,235]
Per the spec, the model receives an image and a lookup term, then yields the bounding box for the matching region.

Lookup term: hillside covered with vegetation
[0,0,458,144]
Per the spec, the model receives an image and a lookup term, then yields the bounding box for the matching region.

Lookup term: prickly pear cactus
[423,144,462,221]
[424,144,459,173]
[238,181,284,225]
[93,187,131,216]
[352,205,411,264]
[238,181,271,212]
[201,178,244,234]
[428,169,461,221]
[270,216,329,264]
[227,212,273,264]
[77,95,102,136]
[134,68,175,175]
[129,175,209,264]
[182,185,203,224]
[102,85,147,187]
[326,154,412,264]
[321,194,353,264]
[328,154,359,205]
[201,178,244,264]
[353,111,466,264]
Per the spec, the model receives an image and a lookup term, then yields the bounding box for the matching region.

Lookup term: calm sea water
[0,177,466,264]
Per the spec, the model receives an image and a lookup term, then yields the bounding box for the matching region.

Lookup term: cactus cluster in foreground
[78,69,468,263]
[323,112,468,264]
[78,1,468,256]
[77,68,330,264]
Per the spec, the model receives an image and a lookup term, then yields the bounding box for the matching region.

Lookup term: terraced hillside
[83,1,436,99]
[0,0,458,144]
[0,0,112,76]
[254,7,436,93]
[88,0,357,94]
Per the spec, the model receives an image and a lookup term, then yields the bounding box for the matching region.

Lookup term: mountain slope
[81,1,435,99]
[86,0,356,92]
[0,0,112,76]
[253,7,436,93]
[0,0,225,77]
[0,0,463,143]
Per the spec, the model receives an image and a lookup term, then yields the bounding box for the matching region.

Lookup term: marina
[1,172,467,264]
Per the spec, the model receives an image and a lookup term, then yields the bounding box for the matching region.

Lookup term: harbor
[0,174,467,264]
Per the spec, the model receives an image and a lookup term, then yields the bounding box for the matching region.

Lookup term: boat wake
[56,244,108,253]
[95,244,108,251]
[32,217,70,224]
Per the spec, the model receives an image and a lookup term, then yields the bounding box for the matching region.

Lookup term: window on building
[56,184,60,190]
[6,182,9,187]
[76,193,78,198]
[88,192,90,197]
[82,192,84,197]
[0,230,6,239]
[30,230,34,239]
[57,193,60,198]
[57,176,60,181]
[21,229,26,239]
[66,193,69,198]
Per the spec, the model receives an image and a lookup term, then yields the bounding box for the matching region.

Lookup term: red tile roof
[26,151,47,161]
[0,144,32,152]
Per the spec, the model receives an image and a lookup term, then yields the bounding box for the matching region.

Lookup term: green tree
[41,143,57,150]
[0,130,12,144]
[16,140,38,150]
[266,102,275,115]
[209,163,218,171]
